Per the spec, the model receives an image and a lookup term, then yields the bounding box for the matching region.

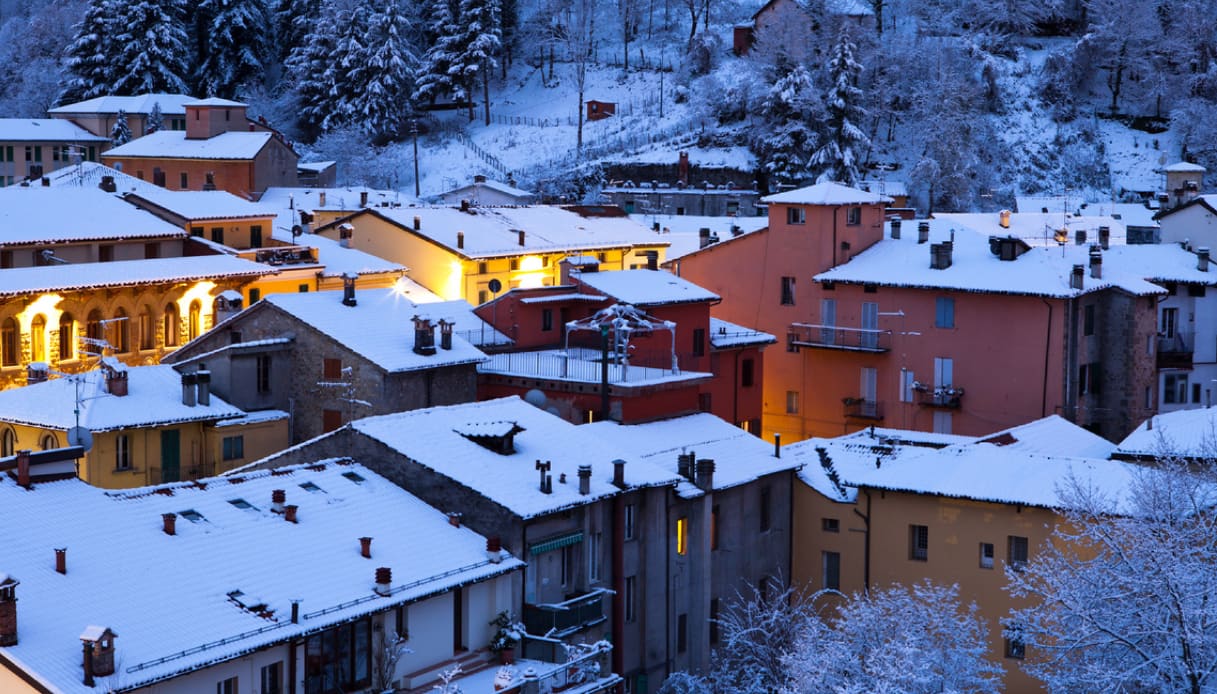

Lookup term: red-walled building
[474,265,774,428]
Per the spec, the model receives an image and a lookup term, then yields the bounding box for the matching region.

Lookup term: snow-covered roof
[935,211,1130,248]
[297,161,335,173]
[1011,199,1157,229]
[478,347,710,387]
[976,414,1116,459]
[345,397,680,519]
[586,413,799,498]
[441,178,535,200]
[0,255,271,297]
[857,179,908,198]
[815,218,1167,298]
[261,288,491,372]
[574,269,719,305]
[365,206,668,259]
[1116,408,1217,460]
[48,93,196,116]
[124,189,272,222]
[0,186,185,246]
[518,292,607,305]
[0,119,107,142]
[259,185,415,213]
[0,365,245,432]
[1165,161,1206,172]
[761,182,890,206]
[0,461,522,693]
[183,97,247,108]
[103,130,274,160]
[629,214,768,261]
[708,317,777,348]
[43,161,163,195]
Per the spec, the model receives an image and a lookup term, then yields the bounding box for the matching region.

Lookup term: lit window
[676,517,689,555]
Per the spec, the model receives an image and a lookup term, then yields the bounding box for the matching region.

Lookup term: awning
[529,531,584,555]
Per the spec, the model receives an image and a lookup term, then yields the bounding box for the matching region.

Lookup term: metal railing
[522,588,609,638]
[789,323,891,352]
[478,351,691,384]
[1158,331,1194,368]
[843,398,884,420]
[914,387,964,409]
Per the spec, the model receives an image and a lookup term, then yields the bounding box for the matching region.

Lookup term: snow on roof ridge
[761,181,891,205]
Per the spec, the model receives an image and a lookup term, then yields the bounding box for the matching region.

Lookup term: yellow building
[314,204,670,304]
[0,363,287,488]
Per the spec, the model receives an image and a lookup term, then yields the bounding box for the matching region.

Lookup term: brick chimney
[181,372,197,407]
[54,548,66,574]
[374,567,392,596]
[612,459,626,489]
[678,151,689,185]
[447,512,462,528]
[439,319,454,350]
[105,368,127,397]
[486,536,502,563]
[80,626,116,684]
[162,513,176,536]
[0,575,18,646]
[284,505,298,523]
[359,536,372,558]
[271,489,286,514]
[16,449,30,489]
[25,362,48,385]
[412,316,437,356]
[695,458,715,491]
[577,464,592,495]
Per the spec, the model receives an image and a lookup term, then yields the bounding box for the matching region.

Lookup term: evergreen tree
[285,0,339,140]
[111,109,132,145]
[320,3,371,132]
[453,0,501,123]
[194,0,272,97]
[753,64,821,188]
[147,101,164,134]
[350,1,418,142]
[809,30,869,187]
[108,0,191,95]
[58,0,121,105]
[275,0,322,62]
[414,0,460,107]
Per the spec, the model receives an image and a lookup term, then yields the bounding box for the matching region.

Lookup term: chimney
[1075,229,1087,245]
[999,209,1011,229]
[1089,246,1102,279]
[195,368,210,406]
[438,319,453,350]
[413,215,421,231]
[106,368,128,397]
[271,489,286,514]
[290,601,300,624]
[517,229,526,246]
[1099,226,1110,250]
[678,151,689,185]
[181,372,197,407]
[536,459,552,493]
[577,464,592,495]
[0,576,18,646]
[1070,264,1085,290]
[890,219,901,239]
[40,177,49,187]
[612,459,626,489]
[1200,247,1210,272]
[447,512,462,527]
[319,191,326,206]
[374,567,392,596]
[699,227,711,248]
[284,504,298,523]
[695,458,715,491]
[930,241,953,269]
[54,548,66,574]
[338,223,353,248]
[486,536,502,563]
[774,433,781,458]
[16,449,29,489]
[918,221,930,244]
[456,231,464,249]
[360,191,368,207]
[98,175,116,193]
[359,536,372,559]
[677,452,694,480]
[342,274,357,306]
[161,513,176,536]
[82,628,115,678]
[25,362,48,385]
[411,316,436,356]
[82,640,94,687]
[460,199,470,213]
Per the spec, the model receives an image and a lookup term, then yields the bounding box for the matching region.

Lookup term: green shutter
[528,531,583,555]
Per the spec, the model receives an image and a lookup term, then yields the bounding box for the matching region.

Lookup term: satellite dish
[524,389,548,408]
[67,426,93,453]
[488,278,503,294]
[291,224,303,239]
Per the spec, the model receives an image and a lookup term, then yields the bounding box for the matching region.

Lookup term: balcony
[1158,332,1194,369]
[522,588,610,639]
[788,323,891,352]
[913,383,965,409]
[843,398,884,420]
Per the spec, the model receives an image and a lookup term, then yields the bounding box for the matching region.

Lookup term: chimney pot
[1099,226,1111,250]
[359,536,372,559]
[319,191,327,207]
[918,221,930,244]
[0,576,17,646]
[518,229,526,246]
[16,449,30,489]
[98,175,116,193]
[284,505,298,523]
[447,511,462,527]
[577,464,592,495]
[774,433,781,458]
[181,372,197,407]
[456,231,464,249]
[271,489,286,514]
[486,536,502,563]
[890,219,901,239]
[290,601,300,624]
[1089,247,1102,279]
[342,274,357,306]
[695,458,716,491]
[374,567,392,596]
[195,369,210,406]
[106,369,128,396]
[1071,264,1085,290]
[439,319,454,350]
[82,640,94,687]
[360,191,368,207]
[54,547,66,574]
[1075,229,1087,245]
[413,215,421,231]
[612,459,626,489]
[161,513,176,536]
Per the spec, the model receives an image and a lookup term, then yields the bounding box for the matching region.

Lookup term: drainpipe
[1040,299,1053,418]
[288,638,298,694]
[852,490,872,594]
[612,493,625,682]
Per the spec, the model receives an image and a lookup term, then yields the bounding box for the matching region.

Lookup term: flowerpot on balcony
[500,649,515,665]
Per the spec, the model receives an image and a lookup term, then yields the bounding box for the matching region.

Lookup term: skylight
[299,482,324,493]
[342,471,366,484]
[179,509,205,523]
[227,499,257,511]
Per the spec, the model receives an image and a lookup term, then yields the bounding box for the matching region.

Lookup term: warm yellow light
[519,255,543,272]
[18,293,64,364]
[676,517,688,555]
[444,260,464,300]
[175,281,218,325]
[517,272,546,289]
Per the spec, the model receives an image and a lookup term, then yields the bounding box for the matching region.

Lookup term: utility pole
[411,120,420,198]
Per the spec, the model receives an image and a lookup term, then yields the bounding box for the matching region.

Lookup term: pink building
[668,183,1162,442]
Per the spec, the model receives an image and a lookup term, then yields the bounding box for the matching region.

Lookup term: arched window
[58,313,75,361]
[188,300,202,342]
[113,308,130,353]
[1,428,14,457]
[1,318,17,366]
[39,433,56,451]
[138,305,154,350]
[85,309,103,354]
[30,315,45,363]
[164,304,180,347]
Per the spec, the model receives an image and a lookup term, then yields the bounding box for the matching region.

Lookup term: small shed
[586,100,616,122]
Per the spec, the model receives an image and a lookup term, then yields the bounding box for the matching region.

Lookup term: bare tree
[566,0,595,154]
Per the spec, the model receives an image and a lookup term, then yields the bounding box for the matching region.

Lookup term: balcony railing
[479,349,701,385]
[1158,331,1194,369]
[522,588,610,639]
[788,323,891,352]
[843,398,884,420]
[913,384,965,409]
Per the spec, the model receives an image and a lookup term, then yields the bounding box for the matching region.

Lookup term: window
[711,505,719,550]
[1005,633,1026,660]
[560,544,573,585]
[676,517,689,555]
[303,617,372,694]
[677,613,688,653]
[250,225,263,248]
[900,369,916,403]
[191,226,203,237]
[846,206,861,225]
[935,297,955,328]
[1165,373,1188,404]
[822,551,841,590]
[909,524,928,561]
[510,258,520,271]
[822,517,840,532]
[112,308,130,353]
[1083,304,1095,336]
[322,409,343,433]
[222,435,245,461]
[39,433,56,451]
[0,428,13,457]
[216,676,237,694]
[1080,363,1101,396]
[624,503,636,540]
[741,358,754,387]
[477,261,488,274]
[588,531,602,582]
[1161,307,1179,337]
[115,434,131,470]
[786,207,806,224]
[709,598,720,644]
[624,575,637,622]
[138,306,154,350]
[99,243,114,262]
[786,390,799,414]
[1008,535,1029,570]
[980,542,995,569]
[759,487,771,532]
[541,308,553,332]
[260,662,283,694]
[256,355,272,393]
[30,315,45,363]
[1,318,17,366]
[59,313,75,360]
[211,227,224,244]
[298,284,309,293]
[249,288,261,304]
[163,303,180,347]
[780,276,796,305]
[323,358,342,380]
[477,290,488,305]
[692,328,705,357]
[932,411,952,434]
[179,172,188,189]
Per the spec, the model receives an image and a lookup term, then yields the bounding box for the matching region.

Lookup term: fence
[478,351,687,384]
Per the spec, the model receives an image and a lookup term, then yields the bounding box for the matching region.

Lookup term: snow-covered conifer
[194,0,272,97]
[414,0,459,106]
[108,0,190,95]
[285,0,339,140]
[809,29,869,187]
[147,101,164,134]
[111,109,132,145]
[753,64,820,187]
[350,0,418,142]
[58,0,121,105]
